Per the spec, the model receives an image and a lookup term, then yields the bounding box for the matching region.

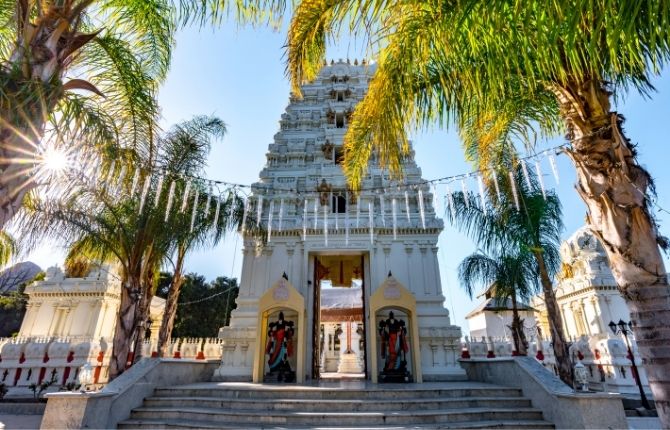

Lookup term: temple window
[334,147,344,165]
[336,113,344,128]
[332,194,346,213]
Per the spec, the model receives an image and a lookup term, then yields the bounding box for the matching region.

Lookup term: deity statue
[265,311,296,382]
[321,141,334,159]
[317,179,332,206]
[378,311,411,382]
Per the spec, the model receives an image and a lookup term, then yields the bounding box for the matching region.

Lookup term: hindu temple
[213,59,464,383]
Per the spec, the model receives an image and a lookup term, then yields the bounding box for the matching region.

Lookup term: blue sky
[27,22,670,332]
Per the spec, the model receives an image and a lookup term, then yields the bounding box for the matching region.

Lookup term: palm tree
[459,250,538,355]
[445,167,570,383]
[17,116,246,379]
[286,2,670,421]
[0,0,284,230]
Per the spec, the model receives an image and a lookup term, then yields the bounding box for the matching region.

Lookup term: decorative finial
[282,272,289,280]
[354,58,358,65]
[362,59,367,65]
[388,271,392,278]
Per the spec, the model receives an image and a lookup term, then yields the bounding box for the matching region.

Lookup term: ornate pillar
[579,299,591,335]
[590,297,604,334]
[404,245,414,292]
[420,247,429,295]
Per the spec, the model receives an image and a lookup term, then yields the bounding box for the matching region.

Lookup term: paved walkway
[0,414,42,429]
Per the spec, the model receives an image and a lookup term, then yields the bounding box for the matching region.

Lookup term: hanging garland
[74,143,567,245]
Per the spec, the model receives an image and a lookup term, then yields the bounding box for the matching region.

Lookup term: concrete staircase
[118,381,554,429]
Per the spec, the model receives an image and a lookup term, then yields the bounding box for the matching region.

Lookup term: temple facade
[214,60,464,383]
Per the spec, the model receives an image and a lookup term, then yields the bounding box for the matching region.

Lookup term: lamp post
[608,319,651,409]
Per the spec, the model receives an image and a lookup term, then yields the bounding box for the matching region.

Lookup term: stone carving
[317,179,332,206]
[321,141,334,159]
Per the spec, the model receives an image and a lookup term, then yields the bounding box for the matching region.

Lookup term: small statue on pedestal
[378,311,411,382]
[265,312,296,383]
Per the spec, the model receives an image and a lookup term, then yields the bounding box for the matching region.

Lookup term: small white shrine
[18,265,164,341]
[214,60,464,383]
[531,226,633,339]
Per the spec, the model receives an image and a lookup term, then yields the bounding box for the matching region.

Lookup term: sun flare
[40,144,71,174]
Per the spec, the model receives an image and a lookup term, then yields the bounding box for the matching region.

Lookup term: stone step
[119,418,555,429]
[153,386,524,401]
[128,406,546,426]
[142,395,532,412]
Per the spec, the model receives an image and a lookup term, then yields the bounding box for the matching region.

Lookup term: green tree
[17,116,246,380]
[157,274,239,339]
[0,0,284,230]
[446,168,569,383]
[286,1,670,420]
[459,250,537,356]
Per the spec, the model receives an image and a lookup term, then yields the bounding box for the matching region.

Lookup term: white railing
[460,334,650,394]
[0,336,223,389]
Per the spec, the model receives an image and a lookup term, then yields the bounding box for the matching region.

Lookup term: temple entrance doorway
[311,253,367,380]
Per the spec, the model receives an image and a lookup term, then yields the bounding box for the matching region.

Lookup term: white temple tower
[214,60,464,383]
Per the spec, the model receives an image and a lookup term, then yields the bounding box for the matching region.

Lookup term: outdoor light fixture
[608,319,650,409]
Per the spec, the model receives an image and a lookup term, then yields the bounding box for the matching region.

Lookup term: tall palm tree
[459,250,538,356]
[17,116,245,380]
[0,0,284,230]
[286,2,670,421]
[445,168,570,383]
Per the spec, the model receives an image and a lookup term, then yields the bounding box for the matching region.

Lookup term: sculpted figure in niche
[265,311,296,382]
[321,141,334,159]
[317,179,332,206]
[378,311,411,382]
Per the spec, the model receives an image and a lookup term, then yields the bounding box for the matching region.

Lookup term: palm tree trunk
[157,250,186,357]
[554,78,670,426]
[109,275,140,380]
[535,250,573,386]
[131,284,154,363]
[510,294,527,355]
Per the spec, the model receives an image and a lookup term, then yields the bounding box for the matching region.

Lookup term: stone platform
[118,381,554,429]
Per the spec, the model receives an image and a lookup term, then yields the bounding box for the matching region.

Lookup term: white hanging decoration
[323,205,328,246]
[548,154,560,184]
[105,160,116,185]
[138,174,151,215]
[461,179,470,209]
[303,199,308,239]
[392,198,398,240]
[180,180,192,213]
[508,171,520,211]
[404,190,411,223]
[535,161,547,200]
[165,180,176,222]
[334,209,339,231]
[240,196,249,234]
[379,194,386,227]
[432,184,441,217]
[520,159,532,188]
[313,198,319,229]
[204,189,212,217]
[278,199,284,231]
[491,169,502,201]
[153,174,164,207]
[355,197,360,228]
[477,175,487,213]
[445,183,455,214]
[115,164,127,194]
[256,195,263,224]
[267,200,274,242]
[190,190,199,233]
[368,202,374,244]
[212,196,221,231]
[417,188,426,229]
[130,167,140,195]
